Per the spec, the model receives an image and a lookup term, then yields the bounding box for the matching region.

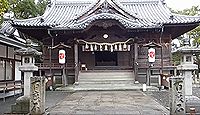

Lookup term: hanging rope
[78,38,134,52]
[77,38,134,46]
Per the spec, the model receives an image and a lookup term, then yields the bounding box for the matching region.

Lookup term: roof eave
[0,34,26,49]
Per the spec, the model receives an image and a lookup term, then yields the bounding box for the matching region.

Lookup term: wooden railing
[35,63,74,69]
[137,60,173,68]
[0,80,23,102]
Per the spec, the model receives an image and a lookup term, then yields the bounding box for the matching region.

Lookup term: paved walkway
[48,91,169,115]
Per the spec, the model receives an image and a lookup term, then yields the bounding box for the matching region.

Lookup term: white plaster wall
[0,44,6,58]
[0,60,5,80]
[15,61,21,80]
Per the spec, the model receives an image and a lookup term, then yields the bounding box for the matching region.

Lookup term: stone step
[79,77,133,80]
[79,74,133,77]
[77,70,136,91]
[79,79,133,82]
[74,84,159,91]
[78,80,135,84]
[79,72,133,78]
[79,72,133,76]
[81,70,133,73]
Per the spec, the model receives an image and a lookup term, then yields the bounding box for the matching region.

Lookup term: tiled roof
[12,0,200,29]
[0,34,25,49]
[0,21,26,48]
[0,21,16,35]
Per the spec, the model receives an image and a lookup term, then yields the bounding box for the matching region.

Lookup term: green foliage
[9,0,47,19]
[173,6,199,16]
[171,6,200,66]
[11,0,38,19]
[172,6,200,45]
[0,0,47,23]
[0,0,9,16]
[172,52,181,66]
[0,0,9,23]
[36,0,48,16]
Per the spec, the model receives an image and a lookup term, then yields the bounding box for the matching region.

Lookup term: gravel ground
[145,86,200,110]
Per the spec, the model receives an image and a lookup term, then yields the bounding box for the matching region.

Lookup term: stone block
[11,96,30,114]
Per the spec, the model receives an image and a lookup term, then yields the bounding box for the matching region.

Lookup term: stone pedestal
[11,96,30,114]
[170,77,185,115]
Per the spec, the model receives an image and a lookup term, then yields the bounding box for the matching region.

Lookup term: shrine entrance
[95,51,117,66]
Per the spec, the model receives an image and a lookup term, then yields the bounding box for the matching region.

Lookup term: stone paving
[48,91,169,115]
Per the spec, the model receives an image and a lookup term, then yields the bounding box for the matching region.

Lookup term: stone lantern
[172,37,200,114]
[15,39,42,96]
[174,38,200,96]
[12,39,45,114]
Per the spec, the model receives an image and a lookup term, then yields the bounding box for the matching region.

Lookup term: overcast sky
[165,0,200,10]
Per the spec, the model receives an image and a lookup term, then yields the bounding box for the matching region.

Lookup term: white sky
[165,0,200,10]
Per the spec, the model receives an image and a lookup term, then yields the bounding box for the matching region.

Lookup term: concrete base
[185,96,200,114]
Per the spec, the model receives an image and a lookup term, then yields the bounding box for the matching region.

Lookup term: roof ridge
[55,0,93,5]
[173,13,200,19]
[119,0,159,4]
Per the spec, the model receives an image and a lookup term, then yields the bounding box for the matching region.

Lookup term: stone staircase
[74,70,158,91]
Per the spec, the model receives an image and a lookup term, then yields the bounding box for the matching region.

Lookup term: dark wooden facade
[11,0,200,85]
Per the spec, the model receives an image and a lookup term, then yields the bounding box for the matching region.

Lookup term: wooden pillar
[134,43,138,82]
[65,63,68,86]
[74,42,79,84]
[160,27,164,74]
[62,65,67,86]
[161,43,164,74]
[49,37,54,76]
[147,67,150,86]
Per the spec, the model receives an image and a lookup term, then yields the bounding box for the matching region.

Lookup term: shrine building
[11,0,200,87]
